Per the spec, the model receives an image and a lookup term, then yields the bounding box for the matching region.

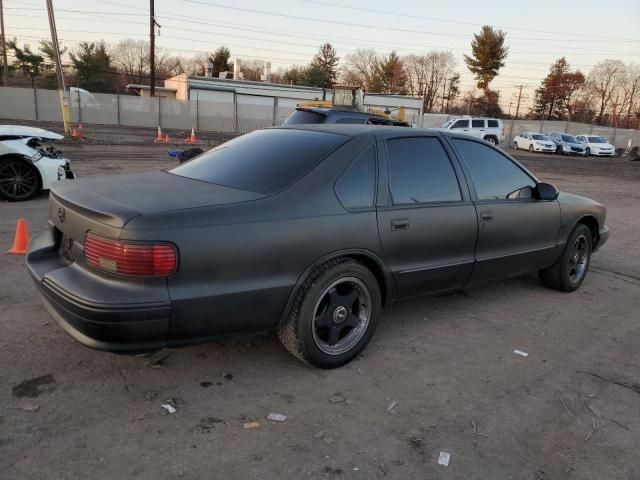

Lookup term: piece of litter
[513,349,529,357]
[223,372,233,380]
[329,394,345,404]
[386,401,397,413]
[22,404,40,413]
[161,404,176,414]
[146,349,171,367]
[345,399,354,405]
[438,452,451,466]
[322,436,336,445]
[267,412,287,422]
[314,430,325,439]
[243,422,260,429]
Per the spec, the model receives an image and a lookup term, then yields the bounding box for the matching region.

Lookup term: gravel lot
[1,123,639,480]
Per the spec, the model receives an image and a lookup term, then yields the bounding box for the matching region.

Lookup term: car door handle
[391,218,409,231]
[480,211,494,222]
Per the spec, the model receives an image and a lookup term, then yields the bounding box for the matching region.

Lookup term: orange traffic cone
[155,126,163,142]
[187,128,196,143]
[7,219,29,255]
[71,127,82,139]
[164,133,170,144]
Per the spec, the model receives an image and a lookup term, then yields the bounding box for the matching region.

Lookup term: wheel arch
[576,214,599,244]
[278,249,394,326]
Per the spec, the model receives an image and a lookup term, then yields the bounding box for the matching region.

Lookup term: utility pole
[46,0,70,135]
[0,0,9,86]
[514,84,524,120]
[440,77,446,112]
[149,0,156,97]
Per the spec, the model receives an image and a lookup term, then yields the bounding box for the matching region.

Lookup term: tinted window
[561,134,575,142]
[335,146,376,209]
[587,136,607,143]
[283,110,326,125]
[531,134,546,140]
[170,129,346,194]
[336,117,365,124]
[387,137,461,204]
[487,119,499,128]
[452,139,535,201]
[472,119,485,128]
[451,119,469,129]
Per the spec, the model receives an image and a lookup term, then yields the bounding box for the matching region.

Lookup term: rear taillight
[84,233,177,277]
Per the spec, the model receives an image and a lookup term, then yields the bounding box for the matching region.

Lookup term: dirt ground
[1,122,639,480]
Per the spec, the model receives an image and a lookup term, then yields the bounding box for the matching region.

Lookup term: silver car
[548,132,587,156]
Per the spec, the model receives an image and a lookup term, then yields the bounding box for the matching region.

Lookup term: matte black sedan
[27,125,609,368]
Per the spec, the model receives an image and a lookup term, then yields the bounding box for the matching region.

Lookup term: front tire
[513,141,519,150]
[528,144,534,153]
[0,157,41,201]
[277,259,381,368]
[586,147,591,156]
[539,224,592,292]
[485,136,498,145]
[556,145,563,155]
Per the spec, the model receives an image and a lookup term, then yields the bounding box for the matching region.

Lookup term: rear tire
[539,224,592,292]
[0,157,41,202]
[277,259,381,368]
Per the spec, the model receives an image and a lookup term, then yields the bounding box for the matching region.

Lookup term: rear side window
[336,117,365,124]
[452,139,535,200]
[472,119,485,128]
[170,129,346,194]
[487,120,499,128]
[283,110,326,125]
[335,146,376,209]
[387,137,461,204]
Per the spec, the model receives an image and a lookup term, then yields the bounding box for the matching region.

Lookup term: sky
[3,0,640,112]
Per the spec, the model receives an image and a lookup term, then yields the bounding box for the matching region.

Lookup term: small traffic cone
[187,128,197,143]
[7,218,29,255]
[155,126,163,142]
[164,133,170,144]
[71,127,82,139]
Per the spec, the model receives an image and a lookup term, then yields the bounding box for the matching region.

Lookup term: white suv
[440,117,505,145]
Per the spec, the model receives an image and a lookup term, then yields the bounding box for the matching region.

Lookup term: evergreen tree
[69,41,116,92]
[209,46,232,78]
[7,39,44,88]
[464,25,508,91]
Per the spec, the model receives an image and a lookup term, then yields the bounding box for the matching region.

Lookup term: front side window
[451,119,469,129]
[170,129,347,194]
[452,138,535,201]
[386,137,461,205]
[472,119,485,128]
[335,146,376,210]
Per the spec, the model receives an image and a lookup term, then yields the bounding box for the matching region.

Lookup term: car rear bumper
[27,228,170,352]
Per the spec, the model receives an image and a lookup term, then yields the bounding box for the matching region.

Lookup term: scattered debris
[577,370,640,395]
[145,349,171,367]
[323,436,336,445]
[143,390,157,401]
[437,451,451,466]
[345,399,355,405]
[513,349,529,357]
[267,412,287,422]
[223,372,233,380]
[314,430,326,439]
[161,404,176,414]
[200,381,213,388]
[243,422,260,429]
[559,398,578,421]
[409,435,425,449]
[329,394,346,404]
[378,463,388,476]
[585,402,602,418]
[18,404,40,413]
[386,400,397,413]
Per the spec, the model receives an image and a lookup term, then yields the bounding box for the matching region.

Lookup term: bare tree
[240,59,263,81]
[403,51,456,112]
[620,64,640,128]
[111,39,183,85]
[340,49,379,90]
[587,59,626,124]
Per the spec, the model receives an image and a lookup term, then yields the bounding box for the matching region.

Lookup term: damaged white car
[0,125,74,201]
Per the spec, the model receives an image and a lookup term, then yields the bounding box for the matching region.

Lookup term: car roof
[275,123,476,141]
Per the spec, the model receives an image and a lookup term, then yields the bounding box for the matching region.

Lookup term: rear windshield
[170,129,347,194]
[284,110,327,125]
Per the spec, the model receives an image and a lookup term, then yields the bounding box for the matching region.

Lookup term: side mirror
[535,182,559,201]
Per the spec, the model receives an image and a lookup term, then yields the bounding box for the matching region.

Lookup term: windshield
[587,136,607,143]
[442,120,453,128]
[170,129,347,194]
[531,134,548,140]
[561,134,577,143]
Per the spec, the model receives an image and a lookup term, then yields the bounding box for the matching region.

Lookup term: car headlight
[32,151,43,162]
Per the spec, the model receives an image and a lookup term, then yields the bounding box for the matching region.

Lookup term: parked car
[548,132,587,156]
[0,125,74,201]
[439,117,505,145]
[575,135,615,156]
[27,125,609,368]
[513,132,555,153]
[284,107,411,127]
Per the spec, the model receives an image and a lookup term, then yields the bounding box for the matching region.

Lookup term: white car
[575,135,615,157]
[0,125,74,201]
[513,132,556,153]
[440,117,505,145]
